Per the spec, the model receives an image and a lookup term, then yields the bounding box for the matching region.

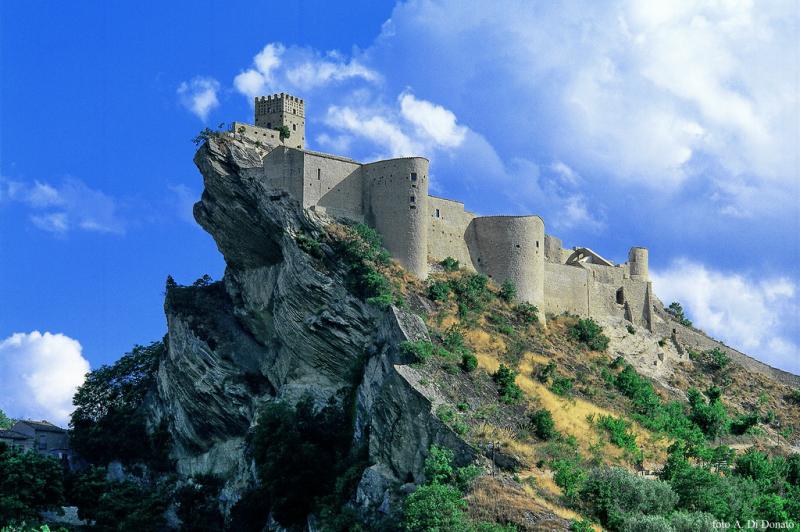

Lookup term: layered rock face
[148,135,471,513]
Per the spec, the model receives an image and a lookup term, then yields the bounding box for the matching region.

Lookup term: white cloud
[286,54,380,91]
[177,77,220,121]
[651,259,799,373]
[325,105,420,158]
[0,331,90,426]
[233,43,380,100]
[369,0,799,215]
[233,43,285,99]
[1,177,124,235]
[398,92,466,148]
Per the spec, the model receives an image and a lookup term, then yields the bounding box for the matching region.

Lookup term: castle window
[536,241,539,248]
[317,168,321,180]
[293,124,296,131]
[410,172,417,181]
[410,196,415,203]
[435,208,440,218]
[515,244,520,248]
[616,287,624,305]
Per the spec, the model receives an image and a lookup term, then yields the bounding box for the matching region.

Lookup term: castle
[230,93,654,329]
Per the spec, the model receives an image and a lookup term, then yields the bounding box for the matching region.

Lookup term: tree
[276,125,291,140]
[0,444,65,524]
[403,483,469,532]
[0,409,12,429]
[70,341,165,465]
[667,302,692,327]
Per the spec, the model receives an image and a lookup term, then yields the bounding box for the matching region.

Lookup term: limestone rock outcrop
[148,135,473,514]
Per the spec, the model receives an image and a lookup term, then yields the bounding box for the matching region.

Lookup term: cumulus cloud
[233,43,284,99]
[651,260,799,373]
[0,332,90,426]
[1,177,124,235]
[177,77,220,121]
[399,92,466,148]
[370,0,799,216]
[233,43,379,100]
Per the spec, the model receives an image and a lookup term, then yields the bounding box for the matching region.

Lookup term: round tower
[628,247,649,281]
[468,215,545,322]
[363,157,429,278]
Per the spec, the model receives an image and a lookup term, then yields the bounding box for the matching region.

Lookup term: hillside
[7,132,797,531]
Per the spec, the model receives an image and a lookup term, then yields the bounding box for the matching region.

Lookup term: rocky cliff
[149,135,473,518]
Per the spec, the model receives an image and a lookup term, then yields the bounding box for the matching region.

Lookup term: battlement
[254,92,305,148]
[242,92,654,328]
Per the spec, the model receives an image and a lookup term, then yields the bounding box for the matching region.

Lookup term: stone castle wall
[466,216,545,321]
[427,196,476,267]
[363,157,430,278]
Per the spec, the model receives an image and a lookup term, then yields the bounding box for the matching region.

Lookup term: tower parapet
[255,93,305,149]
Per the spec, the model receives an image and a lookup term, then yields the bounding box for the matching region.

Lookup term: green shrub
[620,514,672,532]
[596,416,639,456]
[424,445,455,485]
[570,519,595,532]
[401,341,437,363]
[552,459,586,500]
[440,257,460,272]
[449,273,492,312]
[687,388,729,440]
[580,467,677,528]
[550,376,574,397]
[402,483,469,532]
[536,361,557,384]
[569,318,610,351]
[499,280,517,302]
[174,475,224,532]
[90,481,168,532]
[462,351,478,372]
[530,409,557,440]
[295,233,323,258]
[428,280,451,301]
[513,302,538,324]
[669,511,717,532]
[729,412,759,435]
[789,389,800,405]
[493,364,524,405]
[626,324,635,335]
[443,326,465,352]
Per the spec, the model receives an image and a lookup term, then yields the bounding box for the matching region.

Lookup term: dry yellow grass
[467,476,581,530]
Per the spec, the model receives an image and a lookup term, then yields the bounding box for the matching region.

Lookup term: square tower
[254,93,305,149]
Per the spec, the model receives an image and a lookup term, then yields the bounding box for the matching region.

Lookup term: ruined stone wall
[301,151,363,218]
[544,235,564,264]
[230,122,281,146]
[467,216,545,319]
[427,196,476,268]
[363,158,430,278]
[583,264,626,320]
[652,311,800,387]
[543,263,589,316]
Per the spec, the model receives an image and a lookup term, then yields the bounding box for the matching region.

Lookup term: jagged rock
[149,134,476,520]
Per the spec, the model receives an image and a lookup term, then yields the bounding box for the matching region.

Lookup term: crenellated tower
[255,93,305,149]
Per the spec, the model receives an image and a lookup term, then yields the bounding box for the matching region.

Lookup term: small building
[0,420,71,461]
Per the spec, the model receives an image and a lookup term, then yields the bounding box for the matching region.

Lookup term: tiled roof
[15,420,66,433]
[0,430,31,440]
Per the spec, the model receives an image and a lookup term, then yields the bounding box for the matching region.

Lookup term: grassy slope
[382,259,799,529]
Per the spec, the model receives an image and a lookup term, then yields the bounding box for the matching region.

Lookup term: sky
[1,0,797,425]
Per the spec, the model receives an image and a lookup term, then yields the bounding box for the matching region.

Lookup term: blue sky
[1,0,798,424]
